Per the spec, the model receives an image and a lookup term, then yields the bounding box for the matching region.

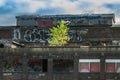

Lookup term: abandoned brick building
[0,14,120,80]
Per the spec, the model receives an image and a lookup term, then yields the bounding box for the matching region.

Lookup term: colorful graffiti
[38,20,53,27]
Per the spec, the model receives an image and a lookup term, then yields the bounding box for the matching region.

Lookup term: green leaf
[48,20,70,46]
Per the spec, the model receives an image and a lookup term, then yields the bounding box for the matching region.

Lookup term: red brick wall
[0,27,13,40]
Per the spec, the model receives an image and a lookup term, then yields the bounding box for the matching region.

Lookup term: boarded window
[106,63,115,72]
[79,59,100,73]
[90,63,100,72]
[105,59,120,73]
[79,63,89,72]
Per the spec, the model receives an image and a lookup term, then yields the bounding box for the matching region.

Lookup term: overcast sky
[0,0,120,26]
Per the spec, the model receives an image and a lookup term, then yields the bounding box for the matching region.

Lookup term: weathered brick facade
[0,47,120,80]
[1,26,120,47]
[0,14,120,80]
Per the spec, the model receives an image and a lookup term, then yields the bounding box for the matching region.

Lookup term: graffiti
[68,29,88,42]
[24,29,50,42]
[38,20,53,27]
[68,30,77,41]
[79,29,88,34]
[13,28,21,40]
[0,39,11,46]
[24,28,88,42]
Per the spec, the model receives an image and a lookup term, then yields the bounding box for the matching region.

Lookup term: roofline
[16,13,115,18]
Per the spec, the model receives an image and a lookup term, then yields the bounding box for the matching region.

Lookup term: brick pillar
[23,53,28,80]
[74,53,79,80]
[0,53,3,80]
[100,53,106,80]
[47,53,53,80]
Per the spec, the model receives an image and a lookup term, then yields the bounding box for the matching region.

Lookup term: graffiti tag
[24,29,50,42]
[24,29,88,42]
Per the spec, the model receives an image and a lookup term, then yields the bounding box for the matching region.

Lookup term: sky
[0,0,120,26]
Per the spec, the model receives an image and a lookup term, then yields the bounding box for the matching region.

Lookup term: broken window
[28,58,47,72]
[53,59,74,73]
[3,56,23,72]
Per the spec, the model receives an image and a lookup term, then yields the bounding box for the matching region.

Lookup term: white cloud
[77,0,120,4]
[28,1,47,13]
[44,0,117,15]
[49,0,82,14]
[54,0,120,23]
[0,0,120,25]
[7,0,120,15]
[0,0,5,6]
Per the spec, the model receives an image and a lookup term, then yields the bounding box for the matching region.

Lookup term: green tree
[48,20,70,46]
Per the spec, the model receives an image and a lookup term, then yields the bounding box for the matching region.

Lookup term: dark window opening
[53,59,74,73]
[42,59,47,72]
[0,43,4,48]
[3,56,23,72]
[28,58,48,72]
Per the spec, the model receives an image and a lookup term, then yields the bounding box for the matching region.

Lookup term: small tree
[48,20,70,46]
